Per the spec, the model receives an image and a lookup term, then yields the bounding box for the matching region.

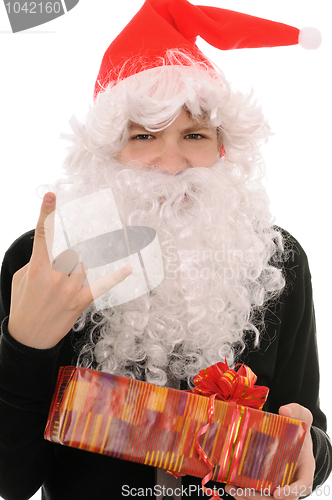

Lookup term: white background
[0,1,331,498]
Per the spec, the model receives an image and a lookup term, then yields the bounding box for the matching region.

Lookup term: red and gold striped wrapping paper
[44,366,307,490]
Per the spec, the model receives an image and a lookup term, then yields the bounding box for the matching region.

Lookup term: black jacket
[0,229,331,500]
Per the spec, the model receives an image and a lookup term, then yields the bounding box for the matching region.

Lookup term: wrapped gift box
[45,366,307,490]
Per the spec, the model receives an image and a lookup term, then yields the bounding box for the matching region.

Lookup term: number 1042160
[5,2,62,14]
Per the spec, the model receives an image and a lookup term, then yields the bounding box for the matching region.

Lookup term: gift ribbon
[165,360,268,498]
[217,404,251,484]
[166,393,221,498]
[191,360,269,410]
[191,360,269,498]
[194,393,222,499]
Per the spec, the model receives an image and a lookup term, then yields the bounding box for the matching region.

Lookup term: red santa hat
[94,0,321,99]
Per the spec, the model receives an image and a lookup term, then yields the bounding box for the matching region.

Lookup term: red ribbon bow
[192,359,269,410]
[190,360,269,498]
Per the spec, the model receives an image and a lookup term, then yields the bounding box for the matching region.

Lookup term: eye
[184,133,205,140]
[131,134,155,140]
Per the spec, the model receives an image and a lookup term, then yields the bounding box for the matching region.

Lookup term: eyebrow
[128,122,214,134]
[128,123,149,131]
[181,124,214,135]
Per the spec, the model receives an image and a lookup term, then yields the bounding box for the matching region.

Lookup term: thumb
[32,192,56,264]
[279,405,294,418]
[279,403,313,426]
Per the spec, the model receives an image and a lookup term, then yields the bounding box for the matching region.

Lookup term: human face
[118,108,220,175]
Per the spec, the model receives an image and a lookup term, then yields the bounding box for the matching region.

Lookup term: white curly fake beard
[60,159,281,387]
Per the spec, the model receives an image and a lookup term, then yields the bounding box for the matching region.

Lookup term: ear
[219,144,226,159]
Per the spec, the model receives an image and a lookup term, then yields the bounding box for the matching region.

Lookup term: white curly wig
[46,50,286,387]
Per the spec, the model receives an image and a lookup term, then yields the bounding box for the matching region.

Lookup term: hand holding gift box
[45,361,308,495]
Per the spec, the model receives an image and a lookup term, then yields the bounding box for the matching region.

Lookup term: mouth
[158,193,189,207]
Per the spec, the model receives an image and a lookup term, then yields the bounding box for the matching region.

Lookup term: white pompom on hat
[299,27,322,50]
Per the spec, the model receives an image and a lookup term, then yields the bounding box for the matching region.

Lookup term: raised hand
[8,193,132,349]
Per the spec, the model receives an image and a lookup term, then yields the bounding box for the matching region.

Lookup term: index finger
[31,192,56,266]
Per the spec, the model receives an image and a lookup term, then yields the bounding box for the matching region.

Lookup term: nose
[153,144,190,175]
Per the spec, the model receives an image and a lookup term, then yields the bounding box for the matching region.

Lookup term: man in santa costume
[0,1,330,499]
